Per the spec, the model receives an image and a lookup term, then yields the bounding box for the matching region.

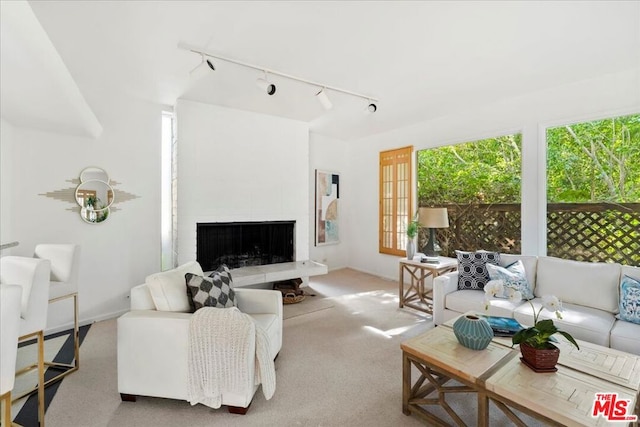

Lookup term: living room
[1,1,639,426]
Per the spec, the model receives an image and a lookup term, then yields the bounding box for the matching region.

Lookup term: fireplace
[196,221,295,270]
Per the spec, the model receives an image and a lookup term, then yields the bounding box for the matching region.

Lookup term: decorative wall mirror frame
[38,166,140,224]
[76,167,114,224]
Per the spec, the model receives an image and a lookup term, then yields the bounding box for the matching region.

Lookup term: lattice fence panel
[420,203,639,266]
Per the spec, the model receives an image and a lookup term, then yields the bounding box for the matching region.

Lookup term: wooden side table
[398,256,457,315]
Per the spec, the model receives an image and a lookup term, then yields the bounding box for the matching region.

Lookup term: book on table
[479,315,524,337]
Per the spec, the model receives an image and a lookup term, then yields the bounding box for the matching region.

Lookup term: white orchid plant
[484,280,579,350]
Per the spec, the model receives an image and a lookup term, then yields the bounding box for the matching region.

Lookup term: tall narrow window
[161,111,175,270]
[379,146,413,255]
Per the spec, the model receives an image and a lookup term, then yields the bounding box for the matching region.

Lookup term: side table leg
[477,391,489,427]
[402,351,411,415]
[399,263,405,308]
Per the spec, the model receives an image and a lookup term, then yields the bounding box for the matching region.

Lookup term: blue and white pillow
[456,250,500,290]
[619,275,640,325]
[486,260,533,300]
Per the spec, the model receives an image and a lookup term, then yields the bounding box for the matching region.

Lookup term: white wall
[309,132,350,270]
[175,100,310,265]
[1,118,16,251]
[0,94,163,333]
[346,68,640,281]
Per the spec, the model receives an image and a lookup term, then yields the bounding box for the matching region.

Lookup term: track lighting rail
[178,42,379,104]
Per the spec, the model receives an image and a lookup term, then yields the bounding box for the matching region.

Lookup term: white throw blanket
[187,307,276,409]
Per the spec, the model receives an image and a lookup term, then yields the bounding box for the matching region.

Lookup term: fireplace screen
[196,221,295,270]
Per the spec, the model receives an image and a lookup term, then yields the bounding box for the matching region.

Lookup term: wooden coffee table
[402,322,640,426]
[401,326,514,426]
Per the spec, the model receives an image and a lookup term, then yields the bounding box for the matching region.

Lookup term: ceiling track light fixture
[179,42,379,111]
[315,88,333,110]
[189,53,212,81]
[256,71,276,95]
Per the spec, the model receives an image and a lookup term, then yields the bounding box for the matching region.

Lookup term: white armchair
[117,262,283,414]
[0,256,51,426]
[34,244,81,382]
[1,284,22,427]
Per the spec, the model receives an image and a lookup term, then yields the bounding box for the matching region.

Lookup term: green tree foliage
[547,114,640,203]
[417,134,522,205]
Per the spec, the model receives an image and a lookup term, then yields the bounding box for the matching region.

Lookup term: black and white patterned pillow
[456,250,501,290]
[185,264,236,311]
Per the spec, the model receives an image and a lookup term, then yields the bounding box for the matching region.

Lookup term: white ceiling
[5,1,640,140]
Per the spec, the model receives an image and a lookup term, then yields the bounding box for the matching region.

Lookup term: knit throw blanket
[187,307,276,409]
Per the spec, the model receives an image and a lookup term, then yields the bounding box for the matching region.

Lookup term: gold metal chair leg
[37,330,45,427]
[42,293,79,383]
[2,391,12,427]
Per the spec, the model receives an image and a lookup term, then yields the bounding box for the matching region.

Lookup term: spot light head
[206,59,215,71]
[368,103,377,113]
[256,78,277,96]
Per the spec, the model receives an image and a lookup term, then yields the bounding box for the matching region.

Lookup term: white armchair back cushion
[0,257,50,337]
[536,257,621,313]
[146,261,204,312]
[0,284,22,395]
[34,244,80,300]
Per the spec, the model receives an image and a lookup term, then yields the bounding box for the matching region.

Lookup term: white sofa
[433,254,640,355]
[117,261,283,413]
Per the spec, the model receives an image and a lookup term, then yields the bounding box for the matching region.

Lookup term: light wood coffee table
[402,322,640,426]
[401,326,513,426]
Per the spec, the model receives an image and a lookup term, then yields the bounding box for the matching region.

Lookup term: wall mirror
[76,167,114,224]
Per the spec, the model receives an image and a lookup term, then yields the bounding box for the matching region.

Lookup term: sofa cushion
[455,250,500,290]
[513,299,615,347]
[618,275,640,325]
[499,254,538,293]
[535,257,620,313]
[185,271,236,311]
[486,260,533,300]
[146,261,204,312]
[446,289,524,318]
[610,319,640,356]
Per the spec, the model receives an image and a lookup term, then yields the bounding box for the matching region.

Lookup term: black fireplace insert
[196,221,295,270]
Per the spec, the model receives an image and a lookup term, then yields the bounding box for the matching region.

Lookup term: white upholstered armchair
[0,256,51,426]
[117,261,283,414]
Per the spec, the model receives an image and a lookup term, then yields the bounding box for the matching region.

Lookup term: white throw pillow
[146,261,204,312]
[486,260,534,300]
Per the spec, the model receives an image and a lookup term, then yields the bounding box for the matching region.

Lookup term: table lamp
[418,207,449,257]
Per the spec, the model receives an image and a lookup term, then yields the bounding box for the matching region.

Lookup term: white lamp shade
[419,207,449,228]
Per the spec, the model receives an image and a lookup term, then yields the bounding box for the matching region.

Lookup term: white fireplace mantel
[221,260,328,288]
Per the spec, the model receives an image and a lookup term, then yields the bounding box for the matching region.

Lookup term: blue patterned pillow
[486,260,533,300]
[619,275,640,325]
[456,250,500,290]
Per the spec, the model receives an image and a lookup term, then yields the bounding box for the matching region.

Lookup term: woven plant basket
[520,342,560,372]
[283,292,305,304]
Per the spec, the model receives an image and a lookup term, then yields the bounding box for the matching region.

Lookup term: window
[161,111,175,270]
[379,146,413,255]
[416,134,522,255]
[546,113,640,265]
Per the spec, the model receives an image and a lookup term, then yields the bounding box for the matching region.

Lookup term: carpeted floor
[38,268,542,426]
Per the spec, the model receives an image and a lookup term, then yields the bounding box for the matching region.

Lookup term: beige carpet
[43,268,541,427]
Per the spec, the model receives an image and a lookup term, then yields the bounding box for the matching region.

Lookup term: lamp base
[422,228,441,257]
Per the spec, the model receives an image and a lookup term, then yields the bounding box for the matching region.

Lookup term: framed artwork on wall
[315,169,340,246]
